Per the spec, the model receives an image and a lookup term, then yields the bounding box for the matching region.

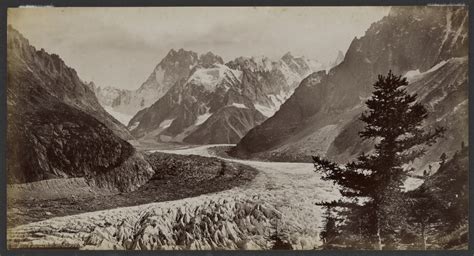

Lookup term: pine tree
[313,70,445,249]
[319,205,341,248]
[407,185,441,249]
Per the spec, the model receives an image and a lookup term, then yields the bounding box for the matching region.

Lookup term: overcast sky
[8,7,389,90]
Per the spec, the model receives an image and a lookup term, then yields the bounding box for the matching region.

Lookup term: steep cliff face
[7,26,153,191]
[232,6,468,167]
[129,53,322,144]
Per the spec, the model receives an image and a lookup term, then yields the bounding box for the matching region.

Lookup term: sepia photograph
[5,4,469,251]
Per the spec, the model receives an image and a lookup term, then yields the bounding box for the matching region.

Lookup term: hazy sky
[8,7,390,90]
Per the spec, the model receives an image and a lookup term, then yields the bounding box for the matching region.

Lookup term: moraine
[8,145,340,250]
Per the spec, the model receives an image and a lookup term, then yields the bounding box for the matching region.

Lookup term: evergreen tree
[313,70,445,249]
[319,205,342,248]
[407,146,468,249]
[407,185,441,249]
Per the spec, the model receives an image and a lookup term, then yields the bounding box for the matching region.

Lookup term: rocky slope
[232,6,468,170]
[7,26,153,191]
[405,145,468,249]
[328,56,468,171]
[94,50,224,120]
[129,53,323,144]
[8,27,133,141]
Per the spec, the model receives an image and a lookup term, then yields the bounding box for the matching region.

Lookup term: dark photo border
[0,0,471,255]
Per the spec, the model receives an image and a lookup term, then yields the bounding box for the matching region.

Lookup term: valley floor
[7,145,339,250]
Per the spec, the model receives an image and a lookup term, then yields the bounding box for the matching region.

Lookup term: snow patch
[255,90,293,118]
[453,99,468,113]
[129,121,140,131]
[403,69,421,83]
[426,60,448,73]
[195,112,212,126]
[255,104,278,118]
[403,177,424,191]
[186,64,241,92]
[159,118,175,129]
[305,59,324,72]
[279,62,303,86]
[269,95,280,107]
[405,60,450,83]
[440,11,453,50]
[103,106,134,125]
[231,103,247,109]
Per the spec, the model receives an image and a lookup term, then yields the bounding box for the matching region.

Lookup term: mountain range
[126,51,325,144]
[231,6,468,172]
[92,50,225,123]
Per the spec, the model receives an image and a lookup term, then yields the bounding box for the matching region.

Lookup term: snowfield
[8,145,340,250]
[103,106,134,125]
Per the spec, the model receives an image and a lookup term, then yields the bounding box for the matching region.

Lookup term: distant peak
[198,51,224,67]
[165,48,195,55]
[201,51,217,57]
[7,25,29,44]
[282,51,306,61]
[86,81,97,91]
[163,48,199,62]
[282,52,294,59]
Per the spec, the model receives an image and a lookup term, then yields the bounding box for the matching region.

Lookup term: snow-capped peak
[186,64,242,92]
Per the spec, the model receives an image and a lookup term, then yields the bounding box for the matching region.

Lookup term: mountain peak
[86,81,97,91]
[164,48,198,58]
[160,48,199,67]
[199,51,224,68]
[282,52,294,60]
[7,25,31,53]
[201,51,217,57]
